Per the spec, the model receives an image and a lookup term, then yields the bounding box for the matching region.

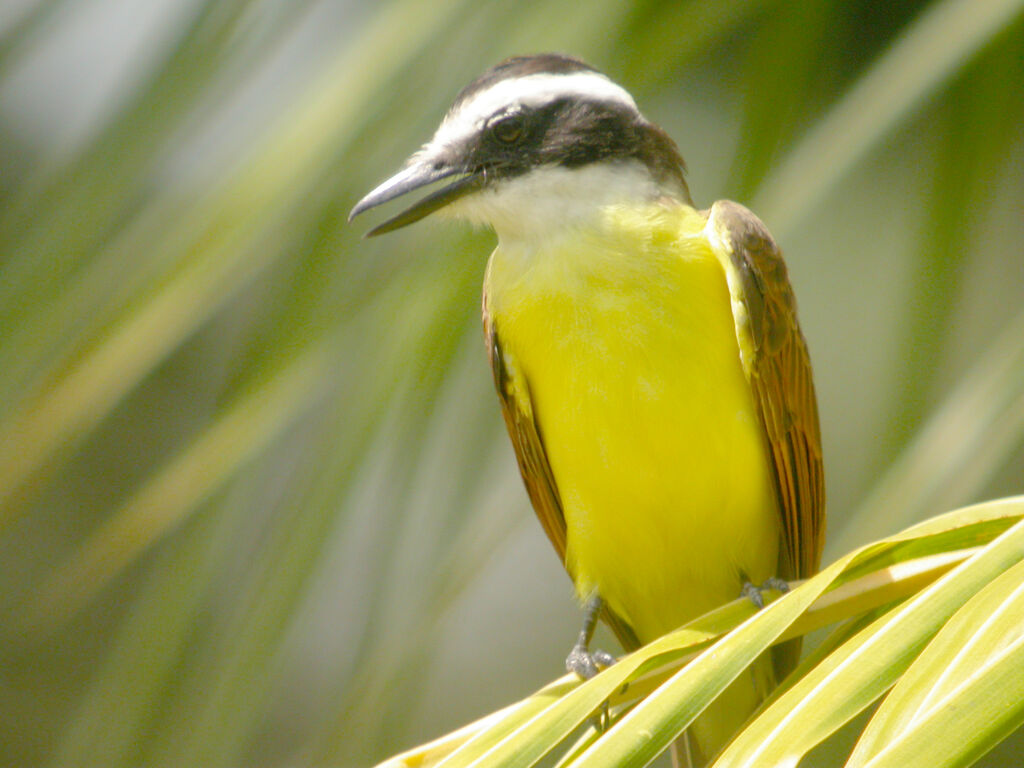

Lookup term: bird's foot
[565,644,616,680]
[741,577,790,609]
[566,645,616,731]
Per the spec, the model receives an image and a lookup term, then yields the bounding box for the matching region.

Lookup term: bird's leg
[740,576,791,609]
[566,593,617,731]
[565,593,616,679]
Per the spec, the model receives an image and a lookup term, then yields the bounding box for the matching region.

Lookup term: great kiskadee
[350,54,825,766]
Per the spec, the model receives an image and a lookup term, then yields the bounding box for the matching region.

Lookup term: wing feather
[707,200,826,582]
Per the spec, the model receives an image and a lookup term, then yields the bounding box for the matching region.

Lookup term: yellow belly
[485,202,778,643]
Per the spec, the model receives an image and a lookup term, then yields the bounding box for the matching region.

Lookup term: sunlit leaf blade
[568,574,845,767]
[373,704,532,768]
[714,513,1024,767]
[847,558,1024,766]
[433,611,732,768]
[369,499,1024,768]
[570,502,1024,768]
[855,632,1024,768]
[387,598,762,768]
[551,723,604,768]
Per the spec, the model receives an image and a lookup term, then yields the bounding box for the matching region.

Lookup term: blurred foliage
[0,1,1021,767]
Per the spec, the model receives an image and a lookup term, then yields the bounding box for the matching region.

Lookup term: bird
[349,53,825,767]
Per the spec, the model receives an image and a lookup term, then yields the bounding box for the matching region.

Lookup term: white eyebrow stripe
[426,71,639,153]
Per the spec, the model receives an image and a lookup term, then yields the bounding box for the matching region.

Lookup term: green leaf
[856,631,1024,768]
[713,513,1024,767]
[847,558,1024,766]
[365,498,1024,768]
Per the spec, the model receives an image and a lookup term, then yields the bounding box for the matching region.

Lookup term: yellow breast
[484,202,778,643]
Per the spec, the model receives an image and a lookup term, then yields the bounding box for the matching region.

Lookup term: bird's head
[349,54,690,242]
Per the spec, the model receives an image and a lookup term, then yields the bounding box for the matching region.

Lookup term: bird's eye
[490,113,525,143]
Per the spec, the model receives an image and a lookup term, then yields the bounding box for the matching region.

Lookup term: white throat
[443,161,676,245]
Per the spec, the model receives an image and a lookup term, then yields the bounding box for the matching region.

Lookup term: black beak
[349,161,485,237]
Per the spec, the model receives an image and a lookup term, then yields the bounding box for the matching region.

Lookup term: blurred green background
[0,0,1022,766]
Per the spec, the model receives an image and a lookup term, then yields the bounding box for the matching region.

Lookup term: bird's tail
[668,650,778,768]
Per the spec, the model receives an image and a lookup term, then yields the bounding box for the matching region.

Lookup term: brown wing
[707,200,826,582]
[482,295,641,652]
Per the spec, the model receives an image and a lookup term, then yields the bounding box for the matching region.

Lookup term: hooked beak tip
[349,162,483,236]
[348,163,430,230]
[347,201,367,223]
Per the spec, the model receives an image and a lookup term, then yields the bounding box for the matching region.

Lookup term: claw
[742,577,790,608]
[592,649,616,667]
[762,576,791,594]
